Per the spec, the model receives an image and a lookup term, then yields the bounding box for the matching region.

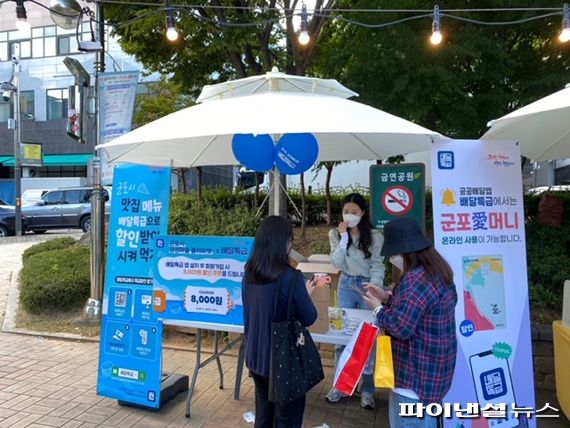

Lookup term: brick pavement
[0,237,391,427]
[0,236,567,427]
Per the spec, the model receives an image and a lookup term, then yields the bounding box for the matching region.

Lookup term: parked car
[23,186,111,233]
[0,203,28,237]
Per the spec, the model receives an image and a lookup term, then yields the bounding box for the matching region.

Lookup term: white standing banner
[98,71,140,185]
[431,140,536,428]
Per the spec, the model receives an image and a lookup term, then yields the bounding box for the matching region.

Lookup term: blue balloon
[274,133,319,175]
[232,134,275,172]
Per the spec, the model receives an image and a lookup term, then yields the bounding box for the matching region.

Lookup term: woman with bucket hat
[363,217,457,428]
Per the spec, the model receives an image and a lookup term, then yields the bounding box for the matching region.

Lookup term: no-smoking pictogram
[382,186,414,215]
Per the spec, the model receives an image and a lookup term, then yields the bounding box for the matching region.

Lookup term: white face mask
[342,213,362,228]
[389,255,404,271]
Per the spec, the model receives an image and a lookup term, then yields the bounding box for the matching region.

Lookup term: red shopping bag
[333,321,379,396]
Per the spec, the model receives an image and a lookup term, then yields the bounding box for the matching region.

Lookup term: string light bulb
[560,3,570,42]
[298,3,310,45]
[430,5,443,45]
[165,3,178,42]
[15,0,30,32]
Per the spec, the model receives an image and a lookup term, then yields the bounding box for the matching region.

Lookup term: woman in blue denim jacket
[326,193,385,409]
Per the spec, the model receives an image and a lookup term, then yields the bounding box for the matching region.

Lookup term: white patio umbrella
[481,84,570,161]
[98,91,441,168]
[196,66,358,102]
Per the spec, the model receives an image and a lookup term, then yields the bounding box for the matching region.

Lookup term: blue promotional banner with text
[153,235,254,328]
[97,164,170,408]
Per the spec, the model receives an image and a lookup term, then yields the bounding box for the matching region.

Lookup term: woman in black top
[242,216,318,428]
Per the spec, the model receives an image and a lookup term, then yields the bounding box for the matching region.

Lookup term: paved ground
[0,235,568,427]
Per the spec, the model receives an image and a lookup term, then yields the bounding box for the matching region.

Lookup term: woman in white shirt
[326,193,385,409]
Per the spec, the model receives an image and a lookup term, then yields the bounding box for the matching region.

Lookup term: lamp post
[4,44,23,235]
[13,46,21,236]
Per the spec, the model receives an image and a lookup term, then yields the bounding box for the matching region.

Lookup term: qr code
[115,291,127,308]
[480,368,506,400]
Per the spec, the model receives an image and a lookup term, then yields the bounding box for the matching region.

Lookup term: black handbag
[268,270,324,404]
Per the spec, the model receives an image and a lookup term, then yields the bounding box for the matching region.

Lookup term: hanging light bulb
[15,0,30,32]
[165,3,178,42]
[430,5,443,45]
[298,3,310,46]
[560,3,570,42]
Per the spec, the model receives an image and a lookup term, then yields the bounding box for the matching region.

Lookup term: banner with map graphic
[431,140,536,427]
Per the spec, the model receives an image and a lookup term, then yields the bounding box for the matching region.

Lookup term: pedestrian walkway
[0,237,567,427]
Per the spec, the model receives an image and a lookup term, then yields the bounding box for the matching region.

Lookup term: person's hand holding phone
[363,282,392,305]
[305,276,316,295]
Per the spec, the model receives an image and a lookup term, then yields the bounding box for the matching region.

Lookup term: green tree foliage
[105,0,335,94]
[133,79,194,128]
[310,0,570,138]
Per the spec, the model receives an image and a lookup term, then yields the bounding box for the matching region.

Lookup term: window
[47,88,68,120]
[21,91,34,117]
[0,91,34,121]
[57,36,70,55]
[43,191,62,205]
[62,190,81,204]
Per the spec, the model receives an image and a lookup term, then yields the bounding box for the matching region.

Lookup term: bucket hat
[380,217,432,257]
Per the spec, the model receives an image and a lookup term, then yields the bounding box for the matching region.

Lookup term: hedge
[21,237,77,263]
[19,245,90,314]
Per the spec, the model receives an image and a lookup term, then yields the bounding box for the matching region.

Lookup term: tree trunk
[325,165,333,225]
[300,172,307,241]
[196,166,203,202]
[254,172,260,209]
[180,168,188,193]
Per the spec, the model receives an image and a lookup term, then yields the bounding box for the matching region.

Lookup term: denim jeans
[334,272,375,394]
[389,390,438,428]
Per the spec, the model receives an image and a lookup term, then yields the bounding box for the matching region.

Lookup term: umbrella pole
[271,167,280,216]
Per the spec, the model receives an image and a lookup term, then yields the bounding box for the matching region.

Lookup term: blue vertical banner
[97,164,171,408]
[153,236,254,328]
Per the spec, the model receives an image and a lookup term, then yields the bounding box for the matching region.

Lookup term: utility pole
[12,44,22,236]
[83,2,106,321]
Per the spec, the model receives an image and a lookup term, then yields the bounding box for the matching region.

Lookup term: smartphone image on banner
[469,350,528,428]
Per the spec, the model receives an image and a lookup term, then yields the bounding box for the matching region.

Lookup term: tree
[313,161,343,224]
[133,79,194,191]
[311,0,570,139]
[105,0,335,94]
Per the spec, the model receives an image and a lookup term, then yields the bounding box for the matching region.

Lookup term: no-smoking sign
[382,185,413,215]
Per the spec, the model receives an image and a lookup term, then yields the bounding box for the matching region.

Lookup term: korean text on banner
[98,71,139,184]
[153,235,254,327]
[97,164,171,409]
[431,140,535,428]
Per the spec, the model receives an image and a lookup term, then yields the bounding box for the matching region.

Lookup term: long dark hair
[343,193,373,259]
[402,247,454,287]
[244,216,293,284]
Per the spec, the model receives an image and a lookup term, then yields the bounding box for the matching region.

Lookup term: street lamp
[1,45,22,235]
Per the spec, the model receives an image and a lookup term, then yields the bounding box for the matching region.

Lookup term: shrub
[19,245,90,314]
[170,194,260,237]
[309,240,330,255]
[22,237,77,263]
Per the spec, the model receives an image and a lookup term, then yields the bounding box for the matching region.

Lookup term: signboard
[98,71,140,185]
[153,235,254,327]
[20,142,42,167]
[370,163,425,230]
[97,163,171,408]
[431,140,536,427]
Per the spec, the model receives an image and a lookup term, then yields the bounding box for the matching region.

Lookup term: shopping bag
[333,321,379,396]
[374,334,395,388]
